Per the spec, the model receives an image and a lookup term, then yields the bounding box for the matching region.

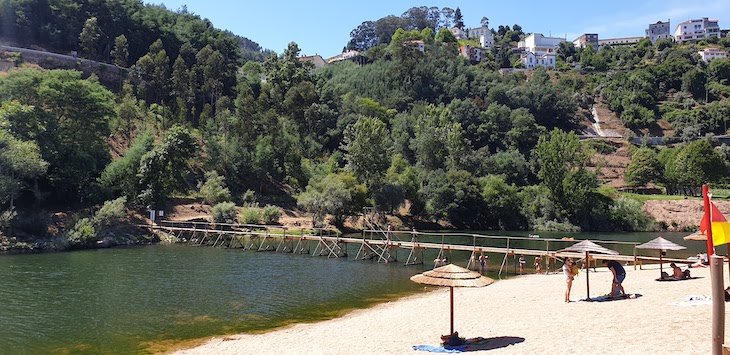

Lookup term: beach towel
[656,276,699,282]
[413,338,490,353]
[413,336,524,352]
[672,295,713,307]
[586,293,642,302]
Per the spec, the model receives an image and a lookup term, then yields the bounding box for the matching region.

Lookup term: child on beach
[519,255,526,274]
[534,256,542,274]
[563,258,574,302]
[479,253,487,274]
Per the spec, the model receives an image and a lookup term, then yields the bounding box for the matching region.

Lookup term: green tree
[0,130,48,208]
[480,174,522,229]
[342,117,390,187]
[198,170,231,204]
[98,132,154,201]
[669,140,726,194]
[297,172,367,226]
[111,34,129,67]
[534,129,597,220]
[435,28,457,43]
[708,59,730,85]
[681,68,707,100]
[624,147,662,187]
[453,7,464,29]
[137,125,198,208]
[79,17,101,59]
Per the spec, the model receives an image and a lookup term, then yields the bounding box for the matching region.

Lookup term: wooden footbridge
[142,211,684,278]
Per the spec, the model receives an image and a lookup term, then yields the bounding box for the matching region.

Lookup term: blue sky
[150,0,730,57]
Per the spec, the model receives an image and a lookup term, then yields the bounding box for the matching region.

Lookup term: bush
[261,205,281,225]
[93,196,127,227]
[211,202,237,224]
[239,207,262,224]
[586,140,617,154]
[609,197,655,231]
[67,218,97,246]
[198,171,231,204]
[240,189,257,206]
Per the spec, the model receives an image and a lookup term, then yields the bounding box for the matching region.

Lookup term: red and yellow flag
[700,201,730,247]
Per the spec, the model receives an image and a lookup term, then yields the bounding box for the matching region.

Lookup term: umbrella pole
[585,251,590,300]
[450,286,454,335]
[659,251,663,278]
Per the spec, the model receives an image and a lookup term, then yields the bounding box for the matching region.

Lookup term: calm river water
[0,231,697,353]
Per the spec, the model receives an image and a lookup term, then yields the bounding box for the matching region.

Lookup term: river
[0,231,698,353]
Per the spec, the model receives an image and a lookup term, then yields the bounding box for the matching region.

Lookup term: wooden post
[711,254,725,355]
[450,286,454,335]
[585,251,590,300]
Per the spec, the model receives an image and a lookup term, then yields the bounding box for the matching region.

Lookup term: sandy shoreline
[174,264,729,354]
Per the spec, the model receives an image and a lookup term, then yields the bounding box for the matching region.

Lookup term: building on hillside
[403,40,425,53]
[298,55,326,69]
[450,27,468,40]
[459,45,484,63]
[520,51,556,69]
[698,48,727,62]
[326,50,365,65]
[518,33,565,55]
[468,25,494,48]
[598,36,644,46]
[674,18,721,43]
[646,20,671,43]
[572,33,598,49]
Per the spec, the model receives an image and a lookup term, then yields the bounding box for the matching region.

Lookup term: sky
[149,0,730,57]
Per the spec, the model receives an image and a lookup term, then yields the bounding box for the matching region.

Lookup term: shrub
[240,189,257,206]
[93,196,127,227]
[239,207,262,224]
[198,171,231,204]
[609,197,655,231]
[261,205,281,225]
[67,218,97,246]
[211,202,237,224]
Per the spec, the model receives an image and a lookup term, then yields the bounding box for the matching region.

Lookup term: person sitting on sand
[603,259,626,296]
[671,263,683,279]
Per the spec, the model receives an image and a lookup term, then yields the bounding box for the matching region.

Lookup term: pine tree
[454,8,464,29]
[79,17,101,59]
[111,35,129,67]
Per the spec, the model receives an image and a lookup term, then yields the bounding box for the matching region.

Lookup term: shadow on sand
[413,336,526,352]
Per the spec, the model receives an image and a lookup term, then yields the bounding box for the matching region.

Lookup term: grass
[711,188,730,199]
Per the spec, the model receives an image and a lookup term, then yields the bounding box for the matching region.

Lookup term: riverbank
[174,264,728,354]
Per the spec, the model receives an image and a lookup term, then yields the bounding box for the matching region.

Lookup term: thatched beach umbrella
[557,240,618,300]
[410,264,494,335]
[636,237,686,278]
[684,231,706,241]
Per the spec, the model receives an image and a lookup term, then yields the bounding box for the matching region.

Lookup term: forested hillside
[1,3,729,251]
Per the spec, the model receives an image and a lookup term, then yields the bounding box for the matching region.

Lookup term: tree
[534,129,597,219]
[454,7,464,29]
[435,28,457,43]
[0,130,48,208]
[624,147,662,187]
[79,17,101,60]
[111,35,129,67]
[297,172,366,226]
[708,59,730,85]
[198,170,231,204]
[480,17,489,28]
[669,140,726,194]
[342,117,390,187]
[137,125,197,208]
[681,68,707,100]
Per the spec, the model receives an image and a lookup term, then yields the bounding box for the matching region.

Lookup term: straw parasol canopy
[637,237,686,279]
[411,264,494,335]
[557,240,618,300]
[684,231,706,241]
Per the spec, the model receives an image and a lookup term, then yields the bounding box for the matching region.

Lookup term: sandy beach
[175,263,730,354]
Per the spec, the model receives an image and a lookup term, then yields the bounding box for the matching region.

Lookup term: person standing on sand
[479,253,487,274]
[563,258,574,302]
[534,255,542,274]
[519,255,526,274]
[603,259,626,296]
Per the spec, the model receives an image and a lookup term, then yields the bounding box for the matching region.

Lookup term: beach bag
[571,265,580,276]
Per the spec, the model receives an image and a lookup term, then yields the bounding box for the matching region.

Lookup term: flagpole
[703,185,715,260]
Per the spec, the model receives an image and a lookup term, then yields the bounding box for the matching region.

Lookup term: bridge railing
[157,220,341,237]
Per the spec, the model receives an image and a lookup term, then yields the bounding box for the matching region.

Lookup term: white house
[403,40,425,53]
[326,50,365,65]
[698,48,727,62]
[572,34,598,49]
[449,27,468,40]
[520,51,556,69]
[598,37,644,46]
[468,25,494,48]
[646,20,671,43]
[674,18,721,43]
[518,33,564,55]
